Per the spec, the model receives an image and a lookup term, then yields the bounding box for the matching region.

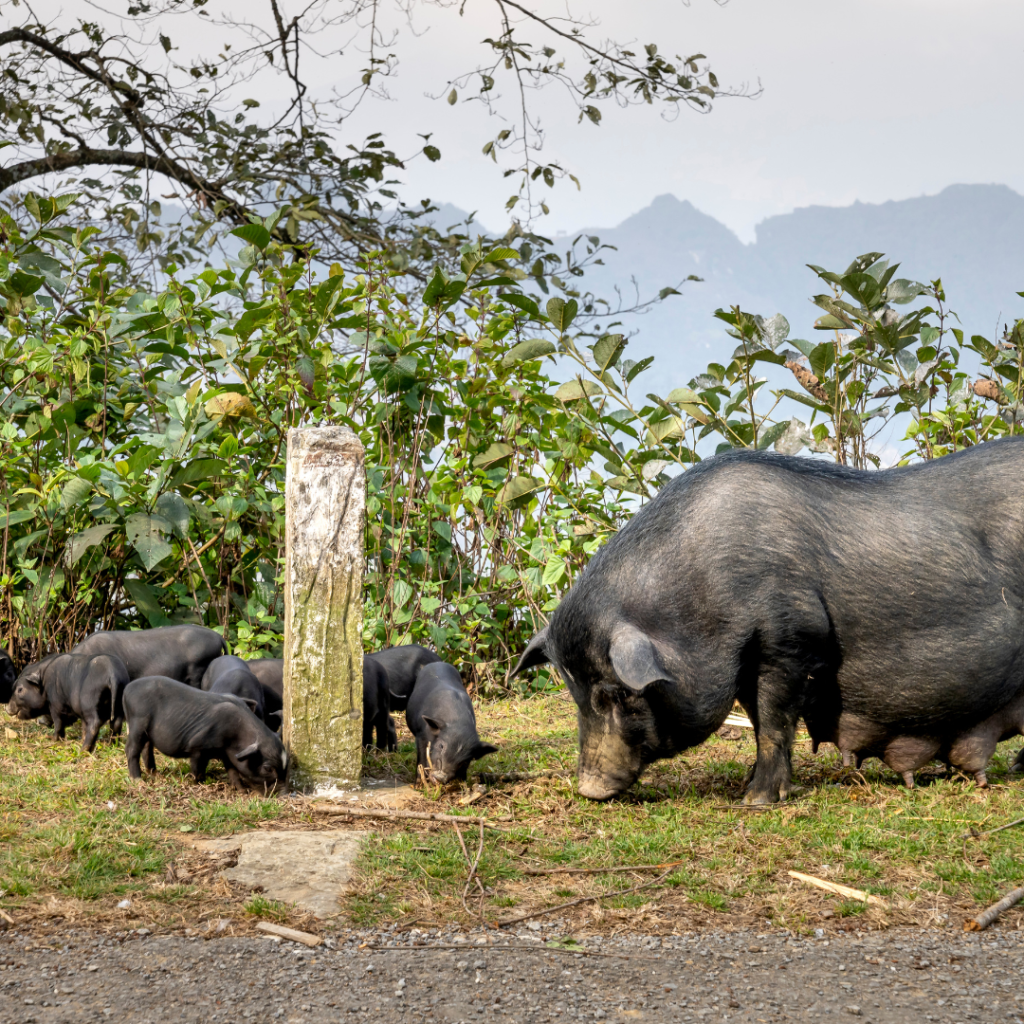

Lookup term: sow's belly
[829,605,1024,731]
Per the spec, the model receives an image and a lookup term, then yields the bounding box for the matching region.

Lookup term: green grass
[6,693,1024,934]
[0,717,286,915]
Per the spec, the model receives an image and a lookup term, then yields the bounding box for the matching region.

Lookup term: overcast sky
[29,0,1024,241]
[344,0,1024,241]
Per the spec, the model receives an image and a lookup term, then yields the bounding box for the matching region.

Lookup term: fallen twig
[255,922,322,947]
[962,816,1024,841]
[787,870,884,906]
[522,860,685,877]
[309,804,510,830]
[496,868,675,927]
[964,885,1024,932]
[454,820,489,925]
[0,909,14,925]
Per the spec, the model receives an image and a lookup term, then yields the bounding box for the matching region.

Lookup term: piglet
[363,658,397,750]
[7,653,128,753]
[122,676,288,791]
[201,654,281,729]
[405,662,497,784]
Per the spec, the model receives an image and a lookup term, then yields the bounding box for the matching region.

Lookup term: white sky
[19,0,1024,241]
[374,0,1024,240]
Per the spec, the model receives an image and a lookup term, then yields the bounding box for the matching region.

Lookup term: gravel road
[2,923,1021,1024]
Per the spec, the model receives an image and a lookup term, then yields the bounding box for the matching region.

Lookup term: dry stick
[309,804,510,830]
[962,817,1024,841]
[964,886,1024,932]
[522,860,686,877]
[453,823,481,923]
[787,871,884,907]
[496,868,675,928]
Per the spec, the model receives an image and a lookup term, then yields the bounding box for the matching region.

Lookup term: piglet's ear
[474,742,498,759]
[511,625,550,678]
[242,698,259,714]
[609,623,675,693]
[421,715,443,734]
[236,742,260,759]
[267,711,283,729]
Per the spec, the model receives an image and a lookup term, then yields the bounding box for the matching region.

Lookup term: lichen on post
[282,426,365,791]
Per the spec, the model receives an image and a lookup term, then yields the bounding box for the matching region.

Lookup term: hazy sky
[342,0,1024,241]
[21,0,1024,241]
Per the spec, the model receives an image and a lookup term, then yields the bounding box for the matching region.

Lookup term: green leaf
[154,492,190,538]
[546,297,578,332]
[814,314,849,331]
[593,334,626,372]
[501,338,556,366]
[482,247,520,262]
[623,356,654,382]
[423,145,441,162]
[66,524,117,566]
[496,475,543,505]
[756,420,791,450]
[432,521,453,544]
[60,476,92,509]
[887,278,927,304]
[126,513,174,570]
[230,224,272,250]
[0,509,37,529]
[502,293,542,319]
[125,444,162,480]
[123,579,171,627]
[666,387,701,404]
[473,442,514,468]
[542,554,566,586]
[393,579,414,608]
[169,458,227,489]
[555,379,603,402]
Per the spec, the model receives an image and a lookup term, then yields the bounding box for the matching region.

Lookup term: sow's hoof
[741,777,800,805]
[1010,749,1024,774]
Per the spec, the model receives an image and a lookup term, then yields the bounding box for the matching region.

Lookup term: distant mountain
[564,185,1024,390]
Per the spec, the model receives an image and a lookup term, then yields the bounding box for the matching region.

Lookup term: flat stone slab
[192,830,367,919]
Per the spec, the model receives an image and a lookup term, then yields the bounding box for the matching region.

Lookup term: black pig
[515,440,1024,802]
[123,676,288,791]
[0,647,15,703]
[73,624,225,688]
[8,653,129,752]
[246,658,284,720]
[367,644,442,712]
[201,655,280,728]
[406,662,496,783]
[363,658,397,750]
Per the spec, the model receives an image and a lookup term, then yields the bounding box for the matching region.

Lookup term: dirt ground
[2,920,1022,1024]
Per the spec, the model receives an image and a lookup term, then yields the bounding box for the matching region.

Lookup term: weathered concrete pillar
[282,426,365,792]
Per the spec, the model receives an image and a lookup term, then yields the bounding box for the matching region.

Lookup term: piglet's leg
[190,753,210,784]
[126,731,147,780]
[81,713,102,754]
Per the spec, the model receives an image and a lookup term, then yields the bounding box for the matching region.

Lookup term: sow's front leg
[742,666,804,805]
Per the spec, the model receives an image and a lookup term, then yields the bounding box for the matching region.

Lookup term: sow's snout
[576,713,644,800]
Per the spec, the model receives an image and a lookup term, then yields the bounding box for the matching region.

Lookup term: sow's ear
[474,742,498,759]
[235,742,260,759]
[511,625,550,677]
[609,623,676,692]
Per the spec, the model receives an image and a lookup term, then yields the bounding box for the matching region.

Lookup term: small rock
[844,1006,862,1017]
[526,921,542,931]
[473,960,485,970]
[136,928,151,936]
[116,900,131,910]
[85,965,98,972]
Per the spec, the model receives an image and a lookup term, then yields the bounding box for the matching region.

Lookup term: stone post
[282,426,365,792]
